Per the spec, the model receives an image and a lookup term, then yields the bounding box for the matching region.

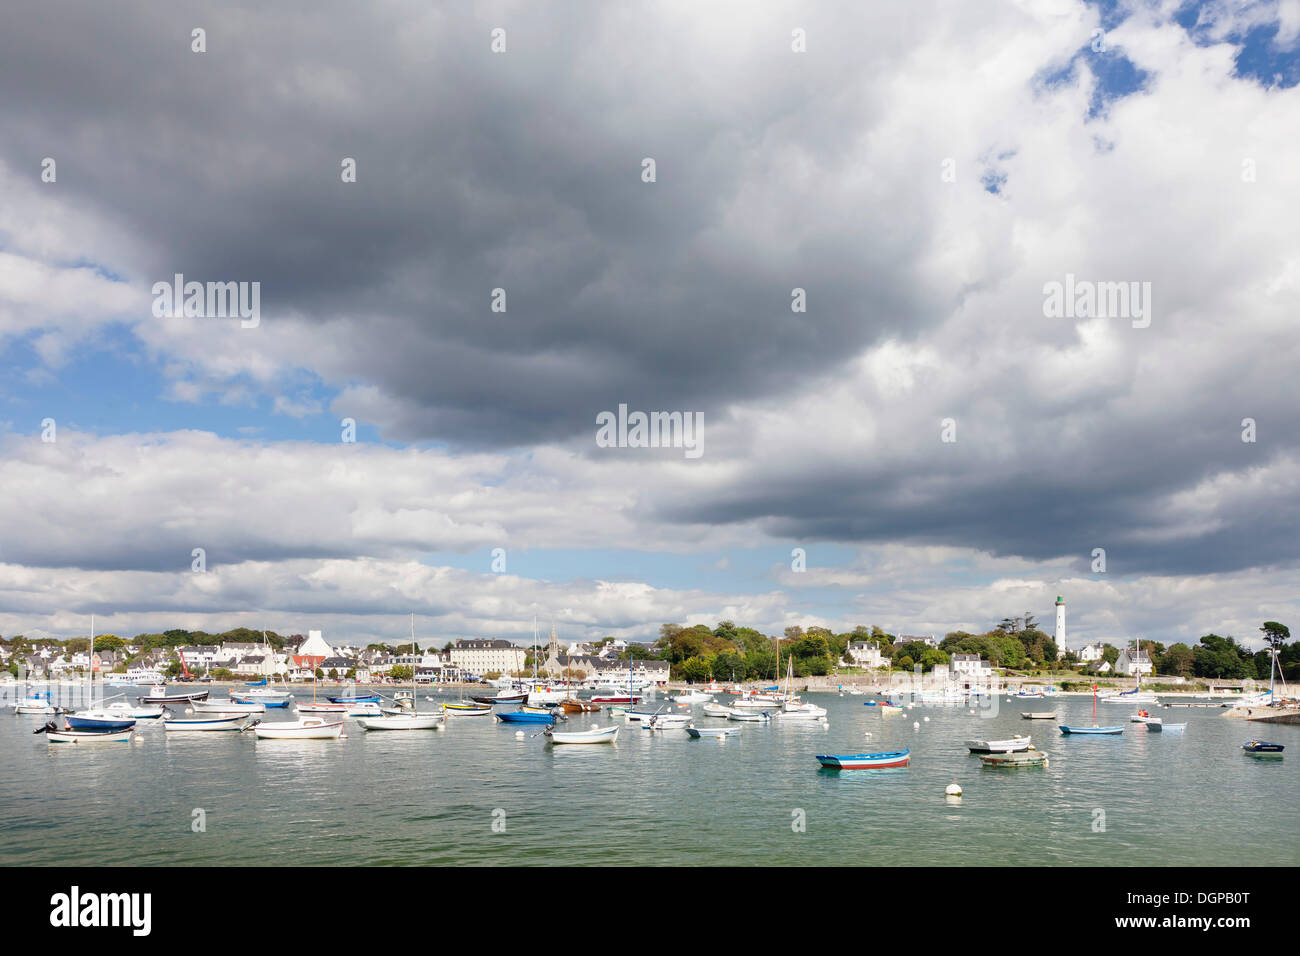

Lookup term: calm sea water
[1,688,1295,866]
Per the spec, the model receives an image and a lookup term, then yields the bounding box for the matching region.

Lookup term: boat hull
[46,727,135,744]
[816,749,910,770]
[685,726,740,738]
[253,719,344,739]
[1059,725,1124,735]
[978,750,1048,768]
[442,704,493,717]
[966,736,1031,754]
[163,715,250,732]
[65,714,136,731]
[138,691,209,704]
[327,695,380,704]
[1243,741,1284,753]
[545,725,619,744]
[355,714,443,730]
[1021,712,1058,719]
[495,710,555,723]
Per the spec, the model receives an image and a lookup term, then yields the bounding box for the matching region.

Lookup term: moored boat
[36,721,135,744]
[1059,725,1124,735]
[295,701,348,714]
[776,702,828,719]
[641,712,692,730]
[162,713,250,732]
[495,708,557,724]
[138,689,209,704]
[560,697,600,713]
[64,710,136,732]
[1021,711,1058,720]
[105,701,166,719]
[978,750,1048,768]
[470,692,528,705]
[815,749,910,770]
[701,702,731,718]
[231,692,291,709]
[355,713,444,730]
[327,694,381,704]
[544,724,619,745]
[1242,740,1283,754]
[252,718,344,739]
[442,702,493,717]
[193,698,266,715]
[727,709,773,722]
[685,725,741,738]
[966,735,1031,754]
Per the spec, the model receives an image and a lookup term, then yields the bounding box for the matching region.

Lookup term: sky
[1,0,1297,651]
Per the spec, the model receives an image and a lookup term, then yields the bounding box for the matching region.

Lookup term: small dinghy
[641,713,692,730]
[138,688,208,704]
[495,708,557,724]
[978,750,1048,768]
[471,692,528,705]
[163,713,251,732]
[252,717,344,739]
[36,721,135,744]
[727,709,774,722]
[685,725,741,739]
[232,693,291,709]
[354,713,444,730]
[1059,725,1124,735]
[1021,711,1058,720]
[544,724,619,745]
[815,749,910,770]
[295,701,348,714]
[701,702,731,718]
[327,694,381,704]
[1147,721,1185,732]
[966,735,1031,754]
[1243,740,1284,754]
[442,702,493,717]
[559,697,601,713]
[192,698,266,715]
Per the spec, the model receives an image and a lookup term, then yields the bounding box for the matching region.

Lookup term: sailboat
[776,657,827,719]
[356,615,445,730]
[1105,640,1159,704]
[1060,685,1124,735]
[65,616,137,732]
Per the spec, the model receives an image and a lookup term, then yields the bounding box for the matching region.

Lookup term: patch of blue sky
[1175,0,1300,88]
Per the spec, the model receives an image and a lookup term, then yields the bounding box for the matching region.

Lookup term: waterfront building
[951,653,992,679]
[846,641,885,668]
[1115,647,1154,676]
[448,639,527,676]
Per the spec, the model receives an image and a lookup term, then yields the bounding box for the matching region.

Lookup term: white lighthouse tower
[1054,596,1066,658]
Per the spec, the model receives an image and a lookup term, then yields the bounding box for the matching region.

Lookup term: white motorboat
[192,698,266,715]
[1021,711,1058,720]
[162,713,251,732]
[252,717,344,739]
[671,690,712,705]
[641,713,692,730]
[701,702,731,718]
[526,688,568,706]
[777,702,828,719]
[14,695,58,715]
[345,701,384,717]
[685,725,741,738]
[39,723,135,744]
[966,735,1032,754]
[727,709,774,722]
[544,724,620,745]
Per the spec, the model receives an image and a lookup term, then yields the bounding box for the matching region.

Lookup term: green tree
[678,656,711,683]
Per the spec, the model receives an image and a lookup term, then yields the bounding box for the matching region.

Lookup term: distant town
[2,601,1293,687]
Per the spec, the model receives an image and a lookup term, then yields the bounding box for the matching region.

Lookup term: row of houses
[840,639,1154,676]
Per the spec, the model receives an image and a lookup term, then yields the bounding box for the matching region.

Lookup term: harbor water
[1,688,1295,866]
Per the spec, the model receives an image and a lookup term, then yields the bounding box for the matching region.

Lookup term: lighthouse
[1055,596,1066,658]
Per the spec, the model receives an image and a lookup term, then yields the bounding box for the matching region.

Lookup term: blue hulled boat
[1243,740,1284,754]
[232,693,291,709]
[65,711,137,731]
[327,694,380,704]
[495,709,556,724]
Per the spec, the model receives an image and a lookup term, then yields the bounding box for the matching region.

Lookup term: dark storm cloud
[0,0,946,445]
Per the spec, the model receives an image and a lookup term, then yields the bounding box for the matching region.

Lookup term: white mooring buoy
[946,783,963,797]
[514,730,525,739]
[913,721,920,730]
